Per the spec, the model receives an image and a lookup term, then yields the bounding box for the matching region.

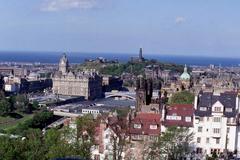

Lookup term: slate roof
[195,91,237,118]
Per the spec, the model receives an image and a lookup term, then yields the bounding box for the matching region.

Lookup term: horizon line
[0,50,239,59]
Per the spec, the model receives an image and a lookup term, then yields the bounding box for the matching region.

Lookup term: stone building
[102,75,123,92]
[52,53,103,100]
[144,64,161,79]
[135,76,161,113]
[193,91,240,156]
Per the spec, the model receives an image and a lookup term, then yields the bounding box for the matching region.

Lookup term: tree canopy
[145,127,194,160]
[170,91,194,105]
[0,99,11,116]
[76,59,184,77]
[0,114,97,160]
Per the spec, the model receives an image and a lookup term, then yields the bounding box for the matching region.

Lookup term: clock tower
[59,53,69,74]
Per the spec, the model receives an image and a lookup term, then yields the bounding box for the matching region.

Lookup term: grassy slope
[0,112,34,130]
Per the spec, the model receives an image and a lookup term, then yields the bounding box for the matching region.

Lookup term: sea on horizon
[0,51,239,67]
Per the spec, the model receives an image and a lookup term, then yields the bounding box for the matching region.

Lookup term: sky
[1,0,240,57]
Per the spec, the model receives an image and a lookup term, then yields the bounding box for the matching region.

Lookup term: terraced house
[194,91,240,156]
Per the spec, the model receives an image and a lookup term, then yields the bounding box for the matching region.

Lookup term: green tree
[75,115,96,159]
[23,129,46,160]
[0,136,25,160]
[0,98,11,116]
[146,127,193,160]
[32,101,39,110]
[45,128,75,159]
[170,91,194,104]
[30,110,54,128]
[14,94,31,113]
[7,111,54,135]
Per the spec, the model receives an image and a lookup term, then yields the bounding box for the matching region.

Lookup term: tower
[139,48,143,59]
[59,53,69,74]
[136,76,147,112]
[136,76,155,112]
[139,48,144,62]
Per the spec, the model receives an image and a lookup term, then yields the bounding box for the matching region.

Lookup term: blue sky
[1,0,240,57]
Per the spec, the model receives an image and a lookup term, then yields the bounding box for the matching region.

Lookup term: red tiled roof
[130,113,161,136]
[132,113,161,122]
[164,104,194,127]
[167,104,194,116]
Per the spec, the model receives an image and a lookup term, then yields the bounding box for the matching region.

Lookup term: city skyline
[1,0,240,57]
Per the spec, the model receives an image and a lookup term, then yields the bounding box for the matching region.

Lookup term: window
[225,108,232,112]
[105,134,109,139]
[216,138,220,144]
[133,124,141,129]
[197,137,201,143]
[196,148,202,154]
[227,118,231,123]
[211,149,220,154]
[166,115,181,120]
[185,116,192,122]
[198,126,203,132]
[149,136,156,141]
[150,125,158,130]
[227,127,230,133]
[106,145,110,150]
[213,117,221,122]
[206,138,209,144]
[133,134,143,140]
[94,154,100,160]
[200,107,207,111]
[213,128,220,134]
[227,118,235,123]
[214,107,221,112]
[199,117,204,122]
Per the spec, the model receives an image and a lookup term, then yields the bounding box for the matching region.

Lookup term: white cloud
[175,16,186,24]
[41,0,98,12]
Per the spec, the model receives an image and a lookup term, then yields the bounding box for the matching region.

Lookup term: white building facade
[194,92,240,156]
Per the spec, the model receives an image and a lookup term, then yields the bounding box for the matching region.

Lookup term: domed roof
[180,64,190,80]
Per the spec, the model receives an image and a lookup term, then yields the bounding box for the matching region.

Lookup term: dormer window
[166,115,181,120]
[133,124,141,129]
[150,124,158,130]
[214,107,221,112]
[185,116,192,122]
[200,107,207,111]
[225,108,232,112]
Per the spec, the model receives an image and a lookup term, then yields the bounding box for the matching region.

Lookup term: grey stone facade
[52,54,102,100]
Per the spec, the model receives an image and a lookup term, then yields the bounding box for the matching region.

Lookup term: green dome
[180,64,190,80]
